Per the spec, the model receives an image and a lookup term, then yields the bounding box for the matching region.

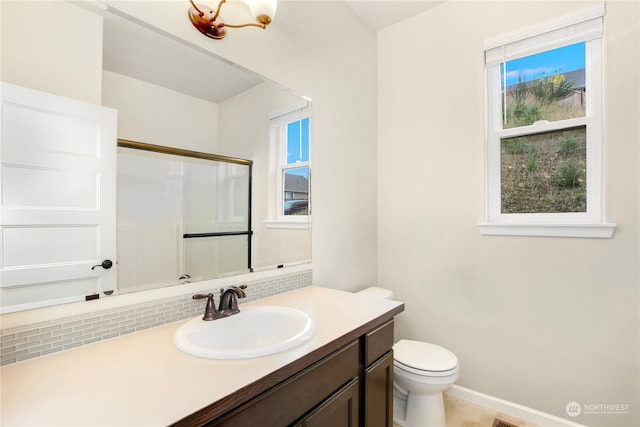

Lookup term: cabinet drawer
[365,320,394,366]
[209,340,360,426]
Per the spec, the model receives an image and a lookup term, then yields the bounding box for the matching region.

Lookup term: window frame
[479,3,615,238]
[265,101,312,230]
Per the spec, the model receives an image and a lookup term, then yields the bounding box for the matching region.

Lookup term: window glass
[501,42,585,129]
[287,117,310,164]
[501,126,586,213]
[283,167,309,216]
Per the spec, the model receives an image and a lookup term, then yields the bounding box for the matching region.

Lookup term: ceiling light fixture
[188,0,277,40]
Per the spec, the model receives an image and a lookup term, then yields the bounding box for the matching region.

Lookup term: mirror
[101,10,312,295]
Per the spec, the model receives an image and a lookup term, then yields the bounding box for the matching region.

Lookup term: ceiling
[346,1,445,31]
[102,1,444,104]
[102,12,263,104]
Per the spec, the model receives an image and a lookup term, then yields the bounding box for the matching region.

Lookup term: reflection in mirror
[0,2,312,313]
[101,8,312,295]
[283,116,311,217]
[116,140,253,295]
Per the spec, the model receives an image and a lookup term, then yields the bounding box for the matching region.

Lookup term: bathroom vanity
[0,286,404,426]
[179,317,396,426]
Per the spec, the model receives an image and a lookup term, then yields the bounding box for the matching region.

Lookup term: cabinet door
[204,341,360,427]
[293,378,359,427]
[364,351,394,427]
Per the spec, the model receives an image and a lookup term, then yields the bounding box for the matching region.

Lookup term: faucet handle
[192,293,218,321]
[192,293,213,300]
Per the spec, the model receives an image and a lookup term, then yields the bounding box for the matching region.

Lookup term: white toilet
[356,287,459,427]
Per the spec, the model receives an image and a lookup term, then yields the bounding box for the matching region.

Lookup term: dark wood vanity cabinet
[363,320,395,427]
[294,320,395,427]
[293,377,360,427]
[176,319,396,427]
[363,351,394,427]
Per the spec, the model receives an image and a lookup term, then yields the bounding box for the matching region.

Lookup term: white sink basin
[173,306,316,359]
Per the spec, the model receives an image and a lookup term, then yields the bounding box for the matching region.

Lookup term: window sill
[477,222,616,238]
[264,220,312,230]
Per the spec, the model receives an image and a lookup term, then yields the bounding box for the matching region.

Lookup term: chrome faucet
[192,285,247,321]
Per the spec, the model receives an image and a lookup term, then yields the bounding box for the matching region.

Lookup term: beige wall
[378,2,639,426]
[0,1,103,104]
[102,71,220,152]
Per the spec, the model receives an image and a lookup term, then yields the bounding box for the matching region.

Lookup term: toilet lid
[393,339,458,372]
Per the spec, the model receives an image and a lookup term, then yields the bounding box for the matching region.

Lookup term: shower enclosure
[116,140,252,294]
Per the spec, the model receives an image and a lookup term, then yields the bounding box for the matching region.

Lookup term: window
[480,4,615,238]
[267,101,311,228]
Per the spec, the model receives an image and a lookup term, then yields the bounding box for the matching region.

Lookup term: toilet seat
[395,359,459,377]
[393,339,458,376]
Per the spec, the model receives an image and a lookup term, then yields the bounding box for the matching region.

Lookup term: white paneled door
[0,83,117,313]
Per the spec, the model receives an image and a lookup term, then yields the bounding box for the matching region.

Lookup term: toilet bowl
[356,287,459,427]
[393,339,459,427]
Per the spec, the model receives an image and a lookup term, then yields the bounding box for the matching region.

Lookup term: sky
[286,118,310,179]
[502,42,585,87]
[287,118,310,164]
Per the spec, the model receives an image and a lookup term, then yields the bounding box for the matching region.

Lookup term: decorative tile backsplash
[0,269,312,366]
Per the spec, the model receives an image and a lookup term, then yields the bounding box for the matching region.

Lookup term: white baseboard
[446,385,587,427]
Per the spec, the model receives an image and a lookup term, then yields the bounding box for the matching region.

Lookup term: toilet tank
[356,287,394,300]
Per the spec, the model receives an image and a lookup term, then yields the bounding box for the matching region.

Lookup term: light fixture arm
[223,21,268,30]
[188,0,274,40]
[211,0,225,22]
[188,0,205,16]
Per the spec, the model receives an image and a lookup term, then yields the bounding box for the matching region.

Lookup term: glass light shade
[249,0,277,20]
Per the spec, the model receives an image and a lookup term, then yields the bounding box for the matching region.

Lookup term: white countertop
[0,286,403,426]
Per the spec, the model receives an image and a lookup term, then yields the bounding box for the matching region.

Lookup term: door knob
[91,259,113,270]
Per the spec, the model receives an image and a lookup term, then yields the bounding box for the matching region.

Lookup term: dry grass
[503,97,585,129]
[501,128,587,213]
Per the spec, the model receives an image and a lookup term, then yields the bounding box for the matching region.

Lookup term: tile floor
[393,393,541,427]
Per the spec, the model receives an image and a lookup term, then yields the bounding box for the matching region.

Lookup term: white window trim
[266,100,312,229]
[263,220,311,230]
[479,3,616,239]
